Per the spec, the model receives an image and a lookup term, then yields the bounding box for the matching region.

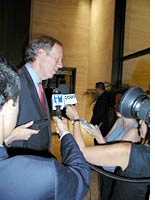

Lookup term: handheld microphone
[52,88,63,119]
[63,94,77,106]
[52,89,77,119]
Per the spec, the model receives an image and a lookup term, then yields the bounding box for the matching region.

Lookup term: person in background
[7,36,63,157]
[55,105,149,200]
[58,78,70,94]
[90,82,110,143]
[0,56,90,200]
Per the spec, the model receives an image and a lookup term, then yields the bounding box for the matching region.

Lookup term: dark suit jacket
[0,134,90,200]
[91,91,110,136]
[11,66,51,152]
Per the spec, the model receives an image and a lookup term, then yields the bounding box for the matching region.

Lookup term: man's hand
[4,121,39,146]
[66,105,80,120]
[53,117,70,137]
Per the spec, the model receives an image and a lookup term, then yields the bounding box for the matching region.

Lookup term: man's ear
[37,48,45,59]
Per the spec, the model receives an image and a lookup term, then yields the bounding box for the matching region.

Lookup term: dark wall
[0,0,31,66]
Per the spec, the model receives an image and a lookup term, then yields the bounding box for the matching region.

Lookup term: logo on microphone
[52,94,64,110]
[54,95,63,104]
[52,94,77,110]
[63,94,77,105]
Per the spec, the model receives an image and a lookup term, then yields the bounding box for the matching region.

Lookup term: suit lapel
[22,66,45,118]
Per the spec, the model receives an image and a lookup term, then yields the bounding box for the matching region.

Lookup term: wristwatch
[72,119,80,125]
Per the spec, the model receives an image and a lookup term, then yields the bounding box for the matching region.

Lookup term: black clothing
[110,143,150,200]
[91,91,110,137]
[100,174,115,200]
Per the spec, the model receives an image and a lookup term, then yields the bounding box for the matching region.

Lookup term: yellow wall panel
[122,55,150,91]
[124,0,150,55]
[87,0,115,120]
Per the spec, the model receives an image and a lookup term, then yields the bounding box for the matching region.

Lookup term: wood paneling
[86,0,115,120]
[123,0,150,91]
[124,0,150,55]
[122,55,150,90]
[89,0,115,86]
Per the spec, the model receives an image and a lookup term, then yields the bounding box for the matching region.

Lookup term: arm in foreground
[53,117,90,199]
[66,106,131,171]
[4,121,39,146]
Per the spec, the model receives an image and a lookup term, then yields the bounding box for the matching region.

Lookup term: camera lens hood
[119,86,147,119]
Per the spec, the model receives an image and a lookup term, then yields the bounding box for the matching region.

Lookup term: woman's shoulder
[115,118,124,126]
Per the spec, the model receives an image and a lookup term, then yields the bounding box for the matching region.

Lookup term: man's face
[39,43,63,80]
[96,88,103,96]
[4,98,19,139]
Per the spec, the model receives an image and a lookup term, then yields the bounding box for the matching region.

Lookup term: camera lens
[119,86,150,125]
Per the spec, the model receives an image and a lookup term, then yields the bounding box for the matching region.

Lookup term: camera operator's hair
[0,56,20,109]
[25,36,62,62]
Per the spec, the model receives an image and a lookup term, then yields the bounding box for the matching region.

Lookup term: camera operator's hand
[53,116,70,137]
[139,120,148,139]
[84,124,106,144]
[66,105,80,120]
[4,121,39,146]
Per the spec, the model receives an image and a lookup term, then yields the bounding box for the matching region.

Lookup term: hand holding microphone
[66,105,80,121]
[53,116,69,137]
[52,88,77,119]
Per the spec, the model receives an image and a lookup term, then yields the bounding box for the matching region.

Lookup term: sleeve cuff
[60,132,71,141]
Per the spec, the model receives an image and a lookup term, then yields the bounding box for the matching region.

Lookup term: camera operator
[81,92,147,200]
[54,105,150,200]
[0,57,90,200]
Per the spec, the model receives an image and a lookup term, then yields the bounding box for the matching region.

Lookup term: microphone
[63,94,77,106]
[52,89,77,118]
[52,88,63,119]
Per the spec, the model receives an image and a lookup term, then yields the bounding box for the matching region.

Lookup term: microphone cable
[88,163,150,183]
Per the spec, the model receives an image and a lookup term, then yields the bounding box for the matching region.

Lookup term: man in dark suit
[0,56,90,200]
[7,36,63,156]
[91,82,110,139]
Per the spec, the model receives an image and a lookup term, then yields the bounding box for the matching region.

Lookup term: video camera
[119,86,150,126]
